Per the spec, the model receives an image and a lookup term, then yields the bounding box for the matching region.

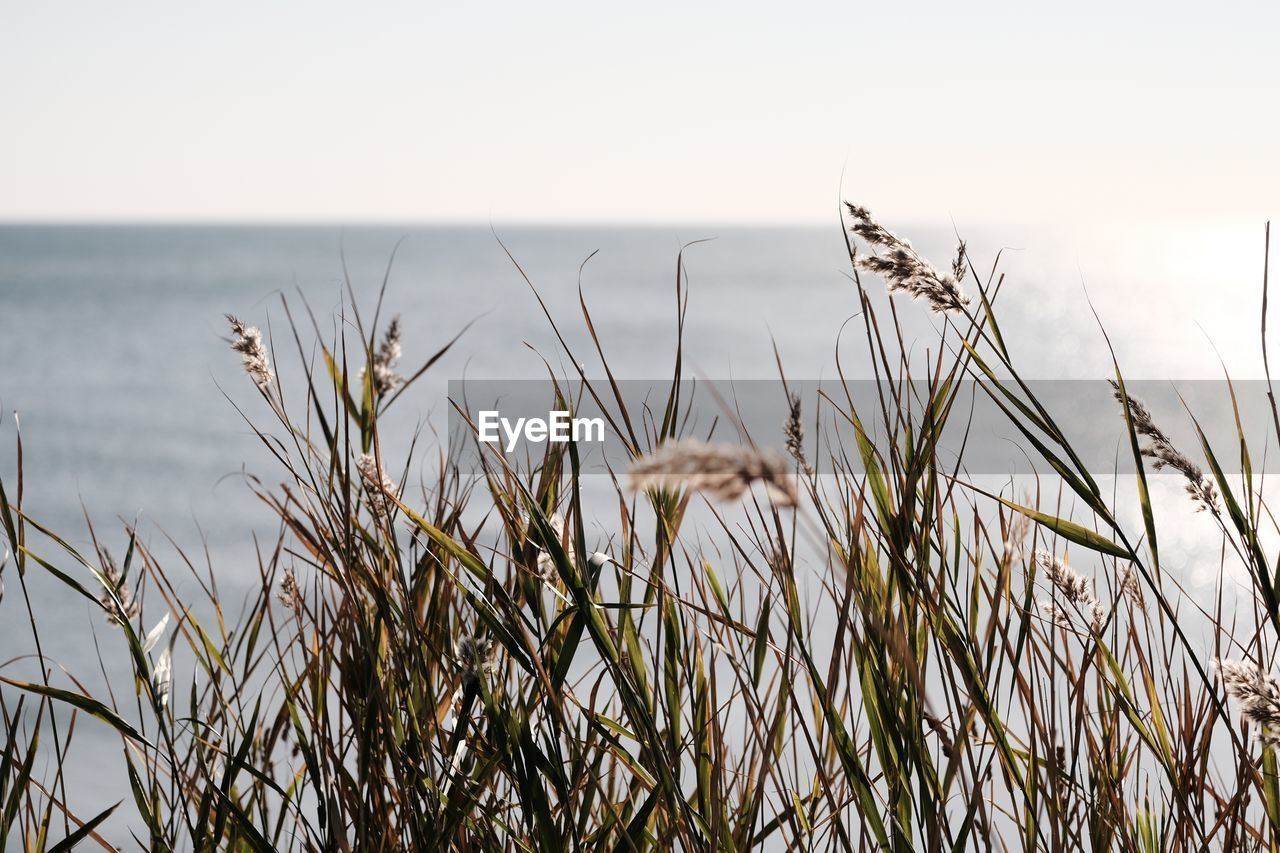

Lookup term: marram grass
[2,210,1280,850]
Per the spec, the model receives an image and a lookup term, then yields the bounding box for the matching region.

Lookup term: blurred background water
[0,221,1272,841]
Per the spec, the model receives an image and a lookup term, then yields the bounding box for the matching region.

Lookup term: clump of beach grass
[6,212,1280,851]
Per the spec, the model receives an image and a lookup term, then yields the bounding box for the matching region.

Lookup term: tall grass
[3,210,1280,850]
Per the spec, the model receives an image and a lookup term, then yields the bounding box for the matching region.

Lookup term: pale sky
[3,1,1278,224]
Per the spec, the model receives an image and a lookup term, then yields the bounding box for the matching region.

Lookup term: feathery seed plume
[357,453,399,521]
[1216,658,1280,744]
[1035,550,1105,631]
[278,567,301,610]
[627,439,798,507]
[100,560,141,627]
[1001,510,1032,565]
[951,240,968,284]
[783,392,812,476]
[1038,600,1070,628]
[1117,564,1146,611]
[226,315,274,389]
[1109,381,1218,512]
[845,203,971,314]
[360,315,405,396]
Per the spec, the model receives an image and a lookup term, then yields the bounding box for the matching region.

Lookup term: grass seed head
[361,315,405,396]
[783,392,811,476]
[845,203,971,313]
[278,567,301,610]
[1038,600,1070,628]
[357,453,398,520]
[100,560,141,627]
[1117,564,1146,611]
[1035,551,1105,631]
[1110,381,1219,513]
[226,314,274,390]
[1217,659,1280,744]
[627,439,798,507]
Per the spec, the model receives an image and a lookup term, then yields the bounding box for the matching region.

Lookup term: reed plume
[1038,600,1070,628]
[628,439,798,507]
[783,392,812,476]
[99,559,140,627]
[361,315,404,396]
[357,453,398,521]
[1001,510,1032,565]
[278,567,301,610]
[1035,550,1104,631]
[1109,381,1219,512]
[1216,659,1280,745]
[226,314,274,390]
[1117,564,1146,611]
[845,203,970,313]
[950,240,968,283]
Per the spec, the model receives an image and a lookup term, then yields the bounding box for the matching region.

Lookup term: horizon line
[0,217,841,229]
[0,214,1267,231]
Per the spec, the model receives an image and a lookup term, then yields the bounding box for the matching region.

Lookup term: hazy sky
[3,1,1278,224]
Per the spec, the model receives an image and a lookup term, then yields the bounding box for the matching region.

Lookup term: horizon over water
[0,220,1274,841]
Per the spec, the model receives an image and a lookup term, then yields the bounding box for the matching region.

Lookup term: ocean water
[0,222,1271,842]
